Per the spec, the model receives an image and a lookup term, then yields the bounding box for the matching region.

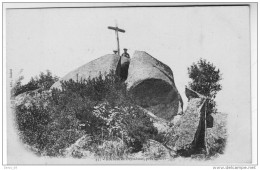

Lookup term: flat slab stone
[173,97,205,150]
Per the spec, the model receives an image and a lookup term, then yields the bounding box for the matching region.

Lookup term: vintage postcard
[2,2,257,167]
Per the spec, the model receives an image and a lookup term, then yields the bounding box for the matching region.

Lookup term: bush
[15,90,84,156]
[95,139,129,159]
[142,139,169,159]
[13,70,59,96]
[15,90,52,151]
[15,70,158,157]
[93,102,158,152]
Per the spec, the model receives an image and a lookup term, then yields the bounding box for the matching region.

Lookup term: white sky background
[6,4,252,163]
[7,6,250,114]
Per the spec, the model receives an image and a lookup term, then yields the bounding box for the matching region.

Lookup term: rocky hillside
[51,51,183,122]
[13,51,226,160]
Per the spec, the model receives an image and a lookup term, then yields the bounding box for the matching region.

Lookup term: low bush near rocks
[95,139,129,159]
[14,70,158,157]
[15,90,85,156]
[14,69,226,160]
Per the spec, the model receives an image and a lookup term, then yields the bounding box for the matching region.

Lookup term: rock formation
[162,88,207,155]
[126,51,183,121]
[174,97,206,152]
[51,54,121,89]
[162,87,222,157]
[50,50,183,122]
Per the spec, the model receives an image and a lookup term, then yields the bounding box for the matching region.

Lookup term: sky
[5,4,252,163]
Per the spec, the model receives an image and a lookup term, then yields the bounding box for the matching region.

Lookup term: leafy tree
[188,58,222,114]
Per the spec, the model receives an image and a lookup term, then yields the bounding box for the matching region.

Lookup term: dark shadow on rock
[126,51,183,121]
[120,61,130,81]
[130,78,174,107]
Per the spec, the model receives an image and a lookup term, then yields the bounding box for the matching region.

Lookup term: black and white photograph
[2,2,258,166]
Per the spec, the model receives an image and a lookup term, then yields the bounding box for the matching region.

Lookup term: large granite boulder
[150,87,222,157]
[125,51,183,121]
[164,87,207,156]
[50,51,183,123]
[174,96,206,151]
[51,54,121,89]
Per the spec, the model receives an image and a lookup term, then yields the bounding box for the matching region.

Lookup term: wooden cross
[108,25,125,55]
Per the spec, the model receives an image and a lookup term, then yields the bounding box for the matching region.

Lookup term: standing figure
[120,48,130,81]
[121,48,130,58]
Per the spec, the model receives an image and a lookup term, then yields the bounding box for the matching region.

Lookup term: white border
[1,1,258,168]
[250,3,258,165]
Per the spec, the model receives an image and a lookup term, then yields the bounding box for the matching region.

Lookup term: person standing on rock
[121,48,130,58]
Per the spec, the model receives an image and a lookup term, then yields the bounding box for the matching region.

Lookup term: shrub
[142,139,169,159]
[15,90,52,151]
[13,70,59,96]
[95,139,129,159]
[15,70,158,157]
[93,102,158,152]
[15,90,84,156]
